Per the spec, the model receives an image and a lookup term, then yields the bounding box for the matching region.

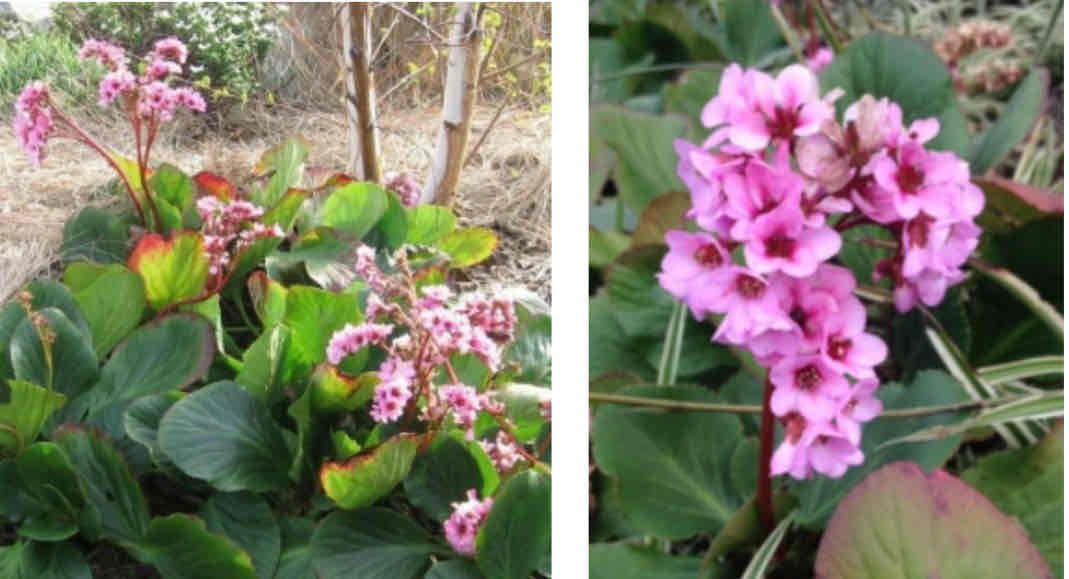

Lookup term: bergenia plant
[13,37,205,231]
[658,63,983,524]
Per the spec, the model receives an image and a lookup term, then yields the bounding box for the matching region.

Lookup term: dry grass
[0,102,550,304]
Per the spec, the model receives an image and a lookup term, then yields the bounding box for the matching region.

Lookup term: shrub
[0,29,102,111]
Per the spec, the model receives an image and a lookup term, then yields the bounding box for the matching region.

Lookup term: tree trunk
[421,3,482,206]
[338,3,381,181]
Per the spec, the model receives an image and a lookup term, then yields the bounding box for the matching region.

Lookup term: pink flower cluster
[196,195,282,277]
[658,63,983,479]
[383,172,423,207]
[443,489,493,556]
[13,82,53,164]
[369,357,415,423]
[479,430,525,472]
[79,37,205,119]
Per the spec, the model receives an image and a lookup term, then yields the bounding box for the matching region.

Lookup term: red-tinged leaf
[814,461,1052,579]
[193,171,240,201]
[129,232,211,310]
[320,434,420,509]
[436,227,498,268]
[247,272,289,329]
[311,364,378,413]
[316,173,359,191]
[976,176,1063,233]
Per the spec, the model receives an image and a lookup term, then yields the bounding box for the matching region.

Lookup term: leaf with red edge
[316,173,359,191]
[194,171,240,201]
[976,176,1063,234]
[129,232,211,310]
[814,461,1052,579]
[320,434,420,509]
[311,364,378,413]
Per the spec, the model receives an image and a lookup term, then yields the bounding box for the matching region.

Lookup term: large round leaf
[436,228,498,268]
[309,507,445,579]
[122,392,181,467]
[133,514,256,579]
[404,434,498,521]
[10,308,98,398]
[589,543,701,579]
[320,182,389,238]
[405,206,457,245]
[52,425,149,543]
[128,231,210,311]
[320,434,419,509]
[200,492,281,579]
[475,470,551,579]
[0,380,66,456]
[158,381,292,492]
[15,442,85,542]
[274,517,315,579]
[814,462,1052,578]
[427,559,484,579]
[281,285,363,383]
[14,541,92,579]
[590,106,688,213]
[87,313,214,413]
[62,262,146,358]
[60,206,131,264]
[592,386,751,538]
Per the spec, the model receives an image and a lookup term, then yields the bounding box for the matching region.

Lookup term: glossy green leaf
[311,365,377,413]
[309,508,445,579]
[149,163,195,230]
[21,279,91,337]
[592,386,751,538]
[263,188,309,232]
[717,0,783,66]
[274,517,315,579]
[321,434,419,509]
[589,543,700,579]
[253,135,309,207]
[820,32,953,123]
[235,325,292,405]
[792,371,970,527]
[281,286,363,383]
[59,206,130,264]
[437,227,498,268]
[10,308,97,397]
[52,425,149,543]
[590,227,630,268]
[969,68,1049,175]
[122,392,181,467]
[158,381,292,492]
[404,205,457,245]
[365,190,408,250]
[590,106,688,213]
[605,245,674,337]
[87,313,214,412]
[404,434,497,521]
[814,462,1052,578]
[589,294,657,381]
[962,422,1063,575]
[489,384,551,444]
[427,559,485,579]
[200,492,280,579]
[475,470,551,579]
[740,511,794,579]
[320,182,389,238]
[128,231,210,310]
[133,514,256,579]
[247,272,288,330]
[62,262,146,358]
[503,313,552,387]
[0,380,66,456]
[15,442,84,541]
[15,542,91,579]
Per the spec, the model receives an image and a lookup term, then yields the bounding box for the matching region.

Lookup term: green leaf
[590,106,688,213]
[275,517,315,579]
[247,272,288,330]
[962,422,1063,576]
[593,386,751,538]
[740,511,794,579]
[475,470,551,579]
[87,313,214,412]
[133,514,256,579]
[717,0,784,66]
[589,294,657,381]
[836,225,893,288]
[16,542,92,579]
[814,462,1052,578]
[128,232,211,310]
[503,313,552,387]
[158,381,292,492]
[281,286,363,383]
[52,425,149,543]
[320,182,389,238]
[978,355,1064,387]
[589,543,701,579]
[629,191,692,248]
[0,380,66,456]
[59,207,130,264]
[123,392,181,467]
[320,434,419,509]
[254,136,310,208]
[311,365,377,413]
[974,177,1063,235]
[927,100,971,157]
[235,325,292,405]
[820,32,954,123]
[16,442,84,541]
[489,384,551,444]
[969,68,1049,175]
[405,206,457,245]
[428,559,485,579]
[262,188,309,233]
[22,279,92,337]
[10,308,98,397]
[200,492,281,579]
[404,434,497,521]
[365,191,408,250]
[62,262,146,358]
[605,245,674,337]
[437,227,499,268]
[590,227,630,268]
[0,459,45,521]
[149,163,195,230]
[309,507,445,579]
[792,371,970,527]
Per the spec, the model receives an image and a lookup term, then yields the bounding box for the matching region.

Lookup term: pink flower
[770,355,850,422]
[708,267,794,345]
[369,357,415,423]
[151,37,189,64]
[145,57,182,81]
[770,412,864,479]
[891,267,964,313]
[439,384,484,437]
[479,431,524,472]
[806,423,865,477]
[901,215,981,278]
[443,489,493,556]
[748,268,849,360]
[744,204,841,277]
[722,158,805,242]
[870,143,969,220]
[137,81,178,121]
[818,298,887,379]
[13,82,54,165]
[326,322,394,365]
[173,87,207,112]
[657,231,732,318]
[834,378,883,444]
[97,70,136,106]
[384,172,422,207]
[806,46,834,74]
[78,39,128,71]
[675,139,743,235]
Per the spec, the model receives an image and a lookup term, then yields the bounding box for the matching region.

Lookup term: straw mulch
[0,102,551,304]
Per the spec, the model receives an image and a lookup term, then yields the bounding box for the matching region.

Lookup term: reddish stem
[757,376,775,531]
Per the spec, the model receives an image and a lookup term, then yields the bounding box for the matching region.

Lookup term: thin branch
[386,3,448,44]
[463,99,507,167]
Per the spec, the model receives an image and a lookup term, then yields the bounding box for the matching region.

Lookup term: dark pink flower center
[906,214,935,247]
[765,232,796,258]
[769,106,799,141]
[896,163,925,193]
[694,243,723,267]
[783,411,807,443]
[735,274,765,299]
[795,364,822,390]
[827,336,851,360]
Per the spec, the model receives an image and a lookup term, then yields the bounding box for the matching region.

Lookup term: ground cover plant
[2,36,551,579]
[589,1,1062,577]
